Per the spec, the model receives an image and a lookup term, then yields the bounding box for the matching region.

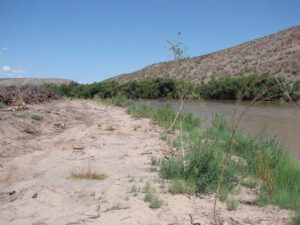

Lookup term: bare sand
[0,99,292,225]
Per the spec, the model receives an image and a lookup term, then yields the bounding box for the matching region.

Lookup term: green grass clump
[151,157,162,166]
[127,103,200,132]
[169,178,196,194]
[219,185,230,202]
[144,192,162,209]
[31,114,43,121]
[226,195,238,211]
[129,185,138,194]
[143,182,152,193]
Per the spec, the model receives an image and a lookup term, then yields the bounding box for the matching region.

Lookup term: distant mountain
[110,25,300,84]
[0,78,73,87]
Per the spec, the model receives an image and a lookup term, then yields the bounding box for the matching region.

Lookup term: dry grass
[71,166,106,180]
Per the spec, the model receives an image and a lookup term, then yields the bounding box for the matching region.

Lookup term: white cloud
[1,65,26,74]
[2,65,12,72]
[12,69,26,74]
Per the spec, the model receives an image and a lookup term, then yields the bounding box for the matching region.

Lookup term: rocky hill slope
[111,25,300,84]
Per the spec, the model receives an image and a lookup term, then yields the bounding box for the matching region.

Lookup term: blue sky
[0,0,299,83]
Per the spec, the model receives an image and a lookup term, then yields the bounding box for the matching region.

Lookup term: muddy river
[136,100,300,158]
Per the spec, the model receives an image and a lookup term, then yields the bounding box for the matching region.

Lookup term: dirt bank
[0,99,292,225]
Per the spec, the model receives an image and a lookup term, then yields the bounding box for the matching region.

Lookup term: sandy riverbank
[0,99,292,225]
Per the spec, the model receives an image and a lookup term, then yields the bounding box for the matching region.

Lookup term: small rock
[54,123,66,128]
[9,190,16,196]
[32,193,38,199]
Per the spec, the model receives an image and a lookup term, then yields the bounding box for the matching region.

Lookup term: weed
[129,185,138,194]
[226,195,238,211]
[0,101,7,109]
[143,182,152,193]
[169,179,196,194]
[160,134,167,141]
[219,185,230,202]
[144,192,162,209]
[149,195,162,209]
[151,157,161,166]
[31,114,43,121]
[144,192,153,202]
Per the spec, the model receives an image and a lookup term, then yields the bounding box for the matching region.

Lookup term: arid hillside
[110,25,300,84]
[0,78,72,87]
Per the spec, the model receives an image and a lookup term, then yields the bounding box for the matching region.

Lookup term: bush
[197,74,292,101]
[46,74,297,102]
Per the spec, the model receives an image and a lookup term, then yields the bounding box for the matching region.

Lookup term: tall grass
[127,102,300,217]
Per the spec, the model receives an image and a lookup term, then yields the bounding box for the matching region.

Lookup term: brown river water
[136,100,300,158]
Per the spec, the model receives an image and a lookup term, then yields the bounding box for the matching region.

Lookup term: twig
[189,214,194,224]
[100,206,130,213]
[180,118,186,172]
[121,216,131,221]
[167,95,185,132]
